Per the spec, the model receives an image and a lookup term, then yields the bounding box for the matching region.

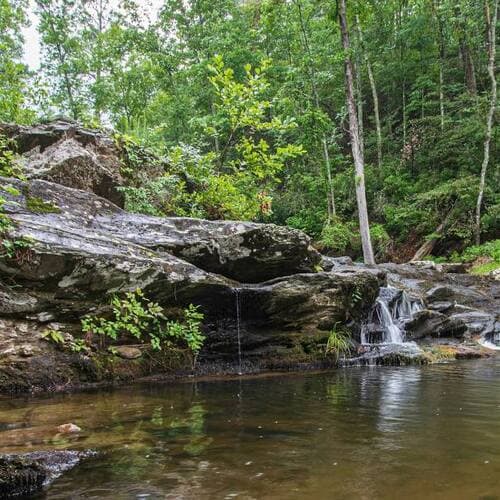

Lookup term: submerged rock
[56,423,82,434]
[0,450,94,498]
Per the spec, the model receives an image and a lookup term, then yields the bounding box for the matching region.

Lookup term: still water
[1,358,500,499]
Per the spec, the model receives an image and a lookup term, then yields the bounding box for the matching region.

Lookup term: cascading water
[233,288,243,375]
[376,298,404,343]
[362,286,423,345]
[393,290,423,321]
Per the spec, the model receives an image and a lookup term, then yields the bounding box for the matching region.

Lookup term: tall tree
[355,14,382,168]
[338,0,375,265]
[454,2,478,97]
[474,0,498,244]
[36,0,83,118]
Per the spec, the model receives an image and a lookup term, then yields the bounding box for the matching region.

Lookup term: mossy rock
[26,196,61,214]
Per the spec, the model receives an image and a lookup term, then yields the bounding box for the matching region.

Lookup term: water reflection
[0,358,500,499]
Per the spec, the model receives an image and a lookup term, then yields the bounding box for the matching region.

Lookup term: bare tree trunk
[294,0,336,221]
[438,62,445,131]
[322,136,337,219]
[411,221,447,261]
[455,4,478,97]
[475,0,498,245]
[402,87,407,145]
[354,56,364,160]
[432,0,446,131]
[355,16,382,168]
[339,0,375,265]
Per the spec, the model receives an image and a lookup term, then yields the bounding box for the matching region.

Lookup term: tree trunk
[411,221,446,261]
[355,56,364,160]
[432,0,446,131]
[475,0,498,245]
[355,16,382,168]
[454,4,478,96]
[338,0,375,265]
[411,204,458,261]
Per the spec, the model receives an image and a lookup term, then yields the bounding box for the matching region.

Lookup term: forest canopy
[1,0,498,263]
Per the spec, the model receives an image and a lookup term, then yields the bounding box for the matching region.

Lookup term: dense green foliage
[451,239,500,274]
[81,289,205,359]
[0,0,498,261]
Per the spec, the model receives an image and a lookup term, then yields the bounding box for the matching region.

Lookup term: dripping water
[234,288,243,375]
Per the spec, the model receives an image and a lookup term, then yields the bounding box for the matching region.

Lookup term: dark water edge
[1,357,500,499]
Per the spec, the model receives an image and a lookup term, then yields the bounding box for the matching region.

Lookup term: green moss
[470,261,500,275]
[422,345,457,363]
[26,196,61,214]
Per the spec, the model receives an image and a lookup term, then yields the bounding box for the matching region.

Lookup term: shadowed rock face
[0,175,381,392]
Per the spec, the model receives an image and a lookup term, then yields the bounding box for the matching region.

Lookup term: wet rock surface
[380,262,500,345]
[344,343,428,366]
[405,310,467,340]
[0,173,378,393]
[0,450,94,498]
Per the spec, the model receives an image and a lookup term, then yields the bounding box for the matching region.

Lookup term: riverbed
[1,357,500,499]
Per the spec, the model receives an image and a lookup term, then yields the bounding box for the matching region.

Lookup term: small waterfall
[363,286,423,345]
[393,291,423,321]
[376,298,404,343]
[233,288,243,375]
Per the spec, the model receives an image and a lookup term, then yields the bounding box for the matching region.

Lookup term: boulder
[321,255,354,271]
[2,177,321,284]
[405,310,467,340]
[436,262,469,274]
[449,311,497,336]
[490,268,500,281]
[0,176,380,391]
[1,120,125,206]
[56,423,82,434]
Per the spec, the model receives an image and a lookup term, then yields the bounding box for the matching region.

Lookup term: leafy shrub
[320,221,355,253]
[447,240,500,275]
[81,289,205,365]
[119,176,183,216]
[457,240,500,263]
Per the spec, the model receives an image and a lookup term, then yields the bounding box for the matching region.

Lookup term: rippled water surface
[2,358,500,499]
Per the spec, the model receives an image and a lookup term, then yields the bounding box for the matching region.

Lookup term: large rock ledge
[0,175,382,393]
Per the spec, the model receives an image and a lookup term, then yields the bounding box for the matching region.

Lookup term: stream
[1,357,500,499]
